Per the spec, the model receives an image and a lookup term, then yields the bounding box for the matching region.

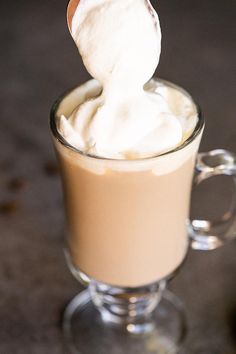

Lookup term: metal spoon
[67,0,80,34]
[67,0,158,35]
[145,0,158,30]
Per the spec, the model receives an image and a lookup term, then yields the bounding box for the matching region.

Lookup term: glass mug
[50,79,236,354]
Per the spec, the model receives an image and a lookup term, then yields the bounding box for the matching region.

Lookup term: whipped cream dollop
[59,0,196,159]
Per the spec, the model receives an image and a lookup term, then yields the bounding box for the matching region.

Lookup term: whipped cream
[59,0,197,159]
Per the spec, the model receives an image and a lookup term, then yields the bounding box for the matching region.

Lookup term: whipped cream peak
[59,0,197,159]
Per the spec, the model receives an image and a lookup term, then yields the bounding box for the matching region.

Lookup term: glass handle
[189,149,236,250]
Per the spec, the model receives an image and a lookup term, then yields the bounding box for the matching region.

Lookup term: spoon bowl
[67,0,80,34]
[67,0,158,35]
[145,0,158,29]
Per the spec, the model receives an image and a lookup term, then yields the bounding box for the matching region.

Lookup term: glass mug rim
[50,77,205,162]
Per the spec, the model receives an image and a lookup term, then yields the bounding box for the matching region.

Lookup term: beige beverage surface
[56,143,197,287]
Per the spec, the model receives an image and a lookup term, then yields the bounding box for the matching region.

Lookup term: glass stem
[89,280,166,334]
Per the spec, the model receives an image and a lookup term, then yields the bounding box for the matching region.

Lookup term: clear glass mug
[50,79,236,354]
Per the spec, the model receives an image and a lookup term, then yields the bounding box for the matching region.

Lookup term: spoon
[145,0,158,30]
[67,0,80,34]
[67,0,158,35]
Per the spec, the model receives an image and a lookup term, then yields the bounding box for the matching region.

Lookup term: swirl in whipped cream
[59,0,196,159]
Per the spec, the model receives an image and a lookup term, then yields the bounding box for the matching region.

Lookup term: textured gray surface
[0,0,236,353]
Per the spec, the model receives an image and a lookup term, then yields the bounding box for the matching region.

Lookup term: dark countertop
[0,0,236,353]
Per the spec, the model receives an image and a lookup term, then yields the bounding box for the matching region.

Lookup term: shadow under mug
[50,78,236,353]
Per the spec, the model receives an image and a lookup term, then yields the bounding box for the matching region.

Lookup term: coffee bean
[0,201,19,215]
[7,177,28,192]
[44,161,59,176]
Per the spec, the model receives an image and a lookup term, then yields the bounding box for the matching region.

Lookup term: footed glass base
[63,289,186,354]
